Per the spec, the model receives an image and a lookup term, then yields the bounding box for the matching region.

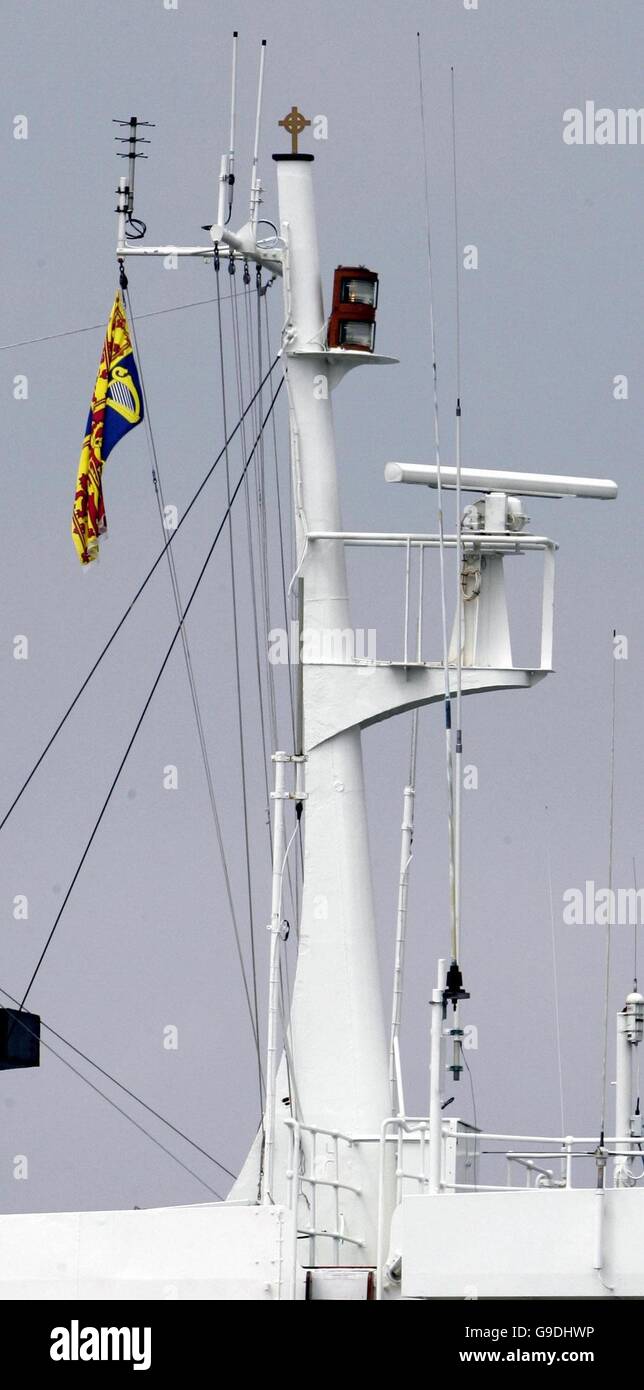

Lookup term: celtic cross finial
[278,105,311,154]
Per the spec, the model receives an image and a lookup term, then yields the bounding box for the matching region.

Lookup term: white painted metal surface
[385,461,618,499]
[242,155,392,1260]
[400,1189,644,1298]
[428,961,448,1195]
[0,1204,299,1301]
[303,663,544,750]
[614,992,644,1187]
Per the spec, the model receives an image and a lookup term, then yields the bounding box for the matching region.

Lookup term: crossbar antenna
[113,116,154,239]
[250,40,267,232]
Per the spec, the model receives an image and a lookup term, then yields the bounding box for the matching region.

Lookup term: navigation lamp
[0,1008,40,1071]
[327,266,379,352]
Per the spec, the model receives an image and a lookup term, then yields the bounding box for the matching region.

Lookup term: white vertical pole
[389,786,415,1107]
[229,30,238,175]
[614,992,644,1185]
[403,537,411,665]
[250,40,267,229]
[216,32,238,229]
[389,551,422,1109]
[564,1137,573,1190]
[216,153,228,231]
[452,65,464,972]
[454,410,463,960]
[263,751,289,1203]
[428,958,447,1194]
[614,1010,632,1187]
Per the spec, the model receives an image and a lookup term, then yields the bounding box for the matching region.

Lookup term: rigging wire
[0,996,224,1200]
[15,378,284,1016]
[0,356,281,837]
[252,282,280,750]
[0,290,247,353]
[599,630,618,1145]
[0,983,235,1181]
[261,289,303,929]
[237,271,300,936]
[242,273,299,927]
[247,274,281,763]
[230,269,273,851]
[263,291,297,753]
[416,33,457,962]
[214,255,264,1113]
[122,272,265,1101]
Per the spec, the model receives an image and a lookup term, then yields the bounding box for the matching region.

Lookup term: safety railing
[284,1119,368,1300]
[306,531,557,671]
[282,1115,642,1298]
[374,1118,644,1298]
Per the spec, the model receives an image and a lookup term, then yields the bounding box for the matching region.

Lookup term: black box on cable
[0,1008,40,1070]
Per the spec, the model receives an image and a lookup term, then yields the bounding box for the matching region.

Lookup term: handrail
[308,529,556,550]
[286,1116,639,1299]
[305,533,556,671]
[285,1119,369,1298]
[373,1118,644,1299]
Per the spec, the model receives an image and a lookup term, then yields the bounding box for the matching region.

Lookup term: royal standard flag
[72,291,143,564]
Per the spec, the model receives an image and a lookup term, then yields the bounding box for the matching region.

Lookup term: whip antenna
[250,40,267,232]
[228,30,238,223]
[416,35,456,959]
[451,64,464,966]
[216,31,238,228]
[633,856,639,992]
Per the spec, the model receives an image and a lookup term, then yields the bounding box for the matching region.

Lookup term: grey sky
[0,0,642,1212]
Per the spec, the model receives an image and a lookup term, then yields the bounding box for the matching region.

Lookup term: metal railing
[306,530,556,671]
[374,1118,644,1298]
[281,1114,643,1297]
[284,1119,367,1300]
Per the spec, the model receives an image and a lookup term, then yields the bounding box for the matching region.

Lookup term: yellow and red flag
[72,291,143,565]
